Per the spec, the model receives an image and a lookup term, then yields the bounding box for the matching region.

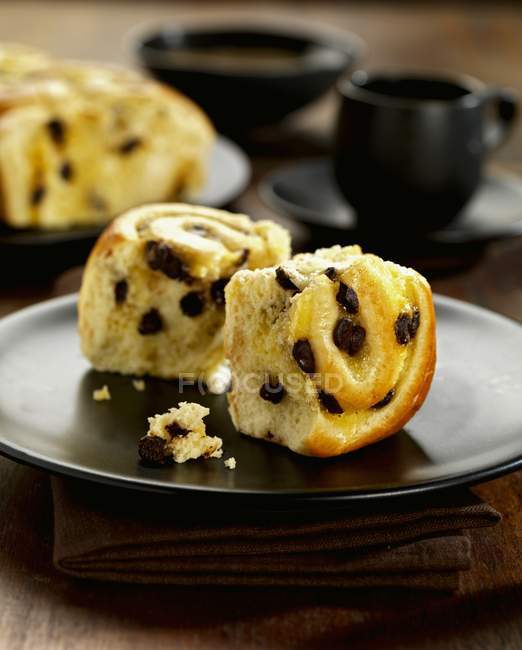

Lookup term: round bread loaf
[0,44,215,229]
[78,203,291,385]
[225,245,436,457]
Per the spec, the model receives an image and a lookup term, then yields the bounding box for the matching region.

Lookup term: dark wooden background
[1,2,521,648]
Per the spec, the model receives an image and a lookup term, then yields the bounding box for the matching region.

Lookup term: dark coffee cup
[334,70,518,232]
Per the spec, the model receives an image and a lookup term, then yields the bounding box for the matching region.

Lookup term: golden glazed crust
[305,278,436,456]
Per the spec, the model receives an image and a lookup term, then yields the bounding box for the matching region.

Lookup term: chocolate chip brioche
[78,203,291,385]
[0,44,214,229]
[225,245,436,457]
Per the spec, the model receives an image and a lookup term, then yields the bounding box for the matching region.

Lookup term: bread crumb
[224,457,236,470]
[139,402,223,464]
[93,385,111,401]
[206,364,231,395]
[132,379,146,391]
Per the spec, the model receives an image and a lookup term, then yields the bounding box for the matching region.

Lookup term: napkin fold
[52,478,500,590]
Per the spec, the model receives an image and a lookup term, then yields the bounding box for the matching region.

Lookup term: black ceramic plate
[0,294,521,503]
[0,136,250,276]
[260,158,522,245]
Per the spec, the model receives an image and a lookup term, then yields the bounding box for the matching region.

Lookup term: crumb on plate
[93,385,111,401]
[132,379,146,391]
[224,457,236,470]
[138,401,223,465]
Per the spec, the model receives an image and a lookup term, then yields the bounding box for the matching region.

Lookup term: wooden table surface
[1,2,522,649]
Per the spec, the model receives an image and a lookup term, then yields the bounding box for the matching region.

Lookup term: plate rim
[0,292,521,502]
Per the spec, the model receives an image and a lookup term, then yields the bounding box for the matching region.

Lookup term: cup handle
[483,88,518,153]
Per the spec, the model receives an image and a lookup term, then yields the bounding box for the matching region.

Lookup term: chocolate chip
[336,282,359,314]
[259,377,286,404]
[138,308,163,335]
[275,267,300,292]
[114,279,128,304]
[88,191,107,212]
[30,186,46,206]
[266,431,274,440]
[324,267,337,281]
[333,318,351,350]
[119,137,142,154]
[59,160,74,181]
[333,318,366,356]
[180,292,205,317]
[236,249,250,267]
[47,118,65,145]
[349,325,366,356]
[187,224,209,237]
[292,339,315,374]
[409,308,421,339]
[395,313,411,345]
[210,278,229,305]
[372,388,395,409]
[145,240,189,281]
[165,422,189,437]
[138,435,171,465]
[317,390,344,414]
[145,240,175,273]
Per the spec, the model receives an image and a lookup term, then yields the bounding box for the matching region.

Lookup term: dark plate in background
[0,293,521,505]
[0,136,250,279]
[260,158,522,269]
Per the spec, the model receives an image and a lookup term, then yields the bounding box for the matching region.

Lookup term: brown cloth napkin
[52,478,500,590]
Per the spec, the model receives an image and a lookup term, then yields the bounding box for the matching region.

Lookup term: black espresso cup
[334,70,518,232]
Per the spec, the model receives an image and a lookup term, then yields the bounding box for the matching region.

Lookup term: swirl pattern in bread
[78,203,291,385]
[225,245,436,457]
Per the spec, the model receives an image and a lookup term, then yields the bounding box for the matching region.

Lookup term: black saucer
[260,159,522,267]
